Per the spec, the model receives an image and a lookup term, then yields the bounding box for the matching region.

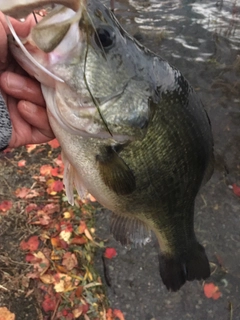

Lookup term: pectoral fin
[110,213,152,247]
[96,146,136,195]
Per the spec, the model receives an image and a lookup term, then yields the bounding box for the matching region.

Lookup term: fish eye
[94,26,116,50]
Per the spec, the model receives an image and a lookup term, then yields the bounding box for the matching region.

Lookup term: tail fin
[159,242,210,291]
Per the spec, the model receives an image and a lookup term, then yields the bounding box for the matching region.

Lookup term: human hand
[0,72,54,147]
[0,12,54,148]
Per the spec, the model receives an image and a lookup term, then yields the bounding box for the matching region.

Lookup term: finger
[18,100,54,139]
[0,13,8,69]
[8,98,55,148]
[0,72,45,106]
[7,95,28,147]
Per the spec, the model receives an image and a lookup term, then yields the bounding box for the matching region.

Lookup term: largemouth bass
[0,0,214,291]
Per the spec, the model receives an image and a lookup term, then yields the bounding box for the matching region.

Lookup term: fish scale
[0,0,214,291]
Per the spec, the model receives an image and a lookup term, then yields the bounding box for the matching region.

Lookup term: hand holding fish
[0,12,54,148]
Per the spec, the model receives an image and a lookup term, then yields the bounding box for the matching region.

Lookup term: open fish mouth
[3,1,118,140]
[5,3,85,85]
[0,0,81,19]
[2,0,145,142]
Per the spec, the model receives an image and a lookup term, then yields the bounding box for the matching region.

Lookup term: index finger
[0,72,46,107]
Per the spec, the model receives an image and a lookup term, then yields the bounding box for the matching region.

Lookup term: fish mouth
[6,1,127,141]
[5,2,87,85]
[0,0,83,19]
[4,0,141,142]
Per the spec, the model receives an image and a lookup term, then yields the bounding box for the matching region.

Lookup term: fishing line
[32,11,38,24]
[82,3,113,137]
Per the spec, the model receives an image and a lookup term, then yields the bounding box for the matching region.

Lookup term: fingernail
[6,73,27,92]
[21,101,37,114]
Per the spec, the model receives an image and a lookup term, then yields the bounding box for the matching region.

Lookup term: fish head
[3,0,152,142]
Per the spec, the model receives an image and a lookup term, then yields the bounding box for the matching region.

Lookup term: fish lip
[0,0,82,19]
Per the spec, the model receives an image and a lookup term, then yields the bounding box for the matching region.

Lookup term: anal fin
[110,213,152,247]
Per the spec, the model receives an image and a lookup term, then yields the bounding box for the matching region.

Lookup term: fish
[0,0,214,291]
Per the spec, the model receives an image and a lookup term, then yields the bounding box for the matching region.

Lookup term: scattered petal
[40,164,53,176]
[104,248,117,259]
[78,221,87,234]
[63,211,72,219]
[15,187,30,198]
[113,309,125,320]
[25,189,40,199]
[0,200,13,212]
[204,283,222,300]
[37,214,51,226]
[75,286,83,298]
[26,144,37,152]
[43,203,60,214]
[60,230,72,243]
[0,307,15,320]
[53,180,64,192]
[232,183,240,197]
[51,236,62,248]
[25,253,36,262]
[48,139,60,149]
[15,187,39,199]
[30,251,50,276]
[72,307,82,318]
[62,252,78,271]
[18,159,26,167]
[42,295,57,312]
[55,264,68,273]
[84,228,94,242]
[51,166,64,178]
[54,273,73,292]
[71,236,87,245]
[20,236,40,251]
[40,274,55,284]
[106,309,113,320]
[3,147,12,154]
[54,154,63,167]
[25,203,38,213]
[46,180,64,194]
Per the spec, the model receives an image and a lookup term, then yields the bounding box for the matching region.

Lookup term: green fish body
[2,0,214,291]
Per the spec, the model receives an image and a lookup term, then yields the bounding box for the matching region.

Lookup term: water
[95,1,240,319]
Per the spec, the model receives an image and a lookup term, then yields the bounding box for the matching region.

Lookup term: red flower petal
[0,200,13,212]
[18,159,26,167]
[42,295,56,312]
[48,139,60,149]
[113,309,125,320]
[203,283,221,300]
[104,247,117,259]
[20,235,40,251]
[40,164,53,176]
[232,183,240,197]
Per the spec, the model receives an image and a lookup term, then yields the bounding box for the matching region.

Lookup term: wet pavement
[95,1,240,319]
